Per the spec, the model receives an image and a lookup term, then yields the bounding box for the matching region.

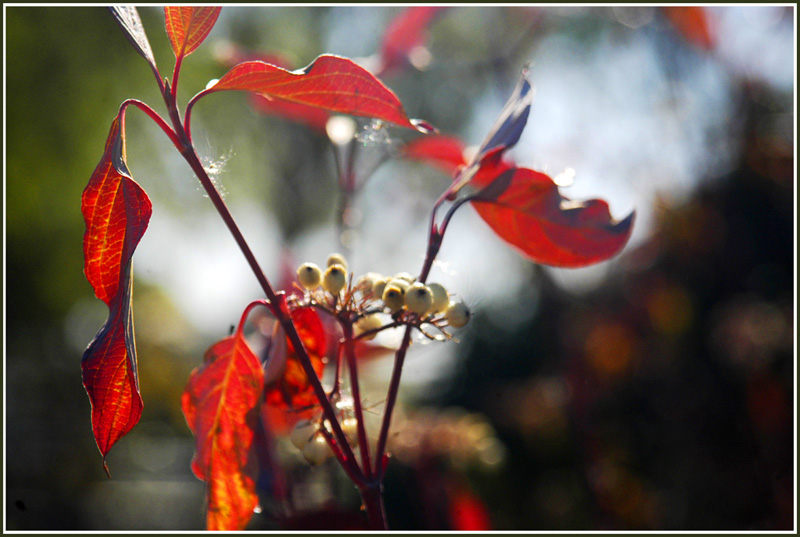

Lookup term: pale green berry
[290,419,317,450]
[393,272,416,284]
[355,314,383,340]
[302,433,333,465]
[427,283,449,314]
[322,264,347,295]
[326,253,348,270]
[445,301,471,328]
[405,283,434,315]
[372,277,389,299]
[297,262,322,289]
[382,284,406,312]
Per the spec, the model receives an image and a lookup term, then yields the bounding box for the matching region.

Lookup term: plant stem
[341,321,373,479]
[162,91,365,486]
[120,99,182,149]
[373,325,413,480]
[359,482,388,530]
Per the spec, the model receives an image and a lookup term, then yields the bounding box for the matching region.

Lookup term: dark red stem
[161,88,365,486]
[359,481,388,530]
[120,99,182,149]
[342,321,373,478]
[373,325,412,480]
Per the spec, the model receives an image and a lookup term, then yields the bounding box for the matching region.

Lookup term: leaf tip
[411,118,437,134]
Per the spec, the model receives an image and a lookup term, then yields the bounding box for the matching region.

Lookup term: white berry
[355,314,383,339]
[297,262,322,290]
[323,264,347,295]
[382,283,406,312]
[405,283,434,315]
[290,419,317,450]
[372,277,389,299]
[302,433,333,465]
[445,301,471,328]
[326,253,348,270]
[427,283,449,314]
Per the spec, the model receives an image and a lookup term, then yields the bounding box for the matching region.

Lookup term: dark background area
[5,6,795,530]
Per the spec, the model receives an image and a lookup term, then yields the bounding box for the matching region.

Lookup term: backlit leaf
[403,69,633,267]
[216,48,333,132]
[262,307,328,434]
[378,6,447,75]
[205,54,431,132]
[81,113,152,472]
[404,135,470,176]
[471,167,634,267]
[249,93,332,132]
[109,6,157,70]
[181,324,264,531]
[662,6,715,50]
[164,6,222,60]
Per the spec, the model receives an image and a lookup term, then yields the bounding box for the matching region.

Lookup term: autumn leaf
[662,6,715,50]
[81,113,152,473]
[377,6,447,75]
[404,135,471,176]
[181,317,264,531]
[404,70,634,267]
[201,54,433,133]
[472,167,634,267]
[164,6,222,60]
[109,6,158,71]
[262,307,328,434]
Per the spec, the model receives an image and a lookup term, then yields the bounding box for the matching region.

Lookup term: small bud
[405,283,434,315]
[445,301,471,328]
[323,264,347,295]
[290,419,317,451]
[302,433,333,465]
[326,253,348,270]
[297,262,322,289]
[382,284,406,312]
[355,314,383,339]
[427,283,449,314]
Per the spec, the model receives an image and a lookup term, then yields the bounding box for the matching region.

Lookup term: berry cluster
[294,252,471,340]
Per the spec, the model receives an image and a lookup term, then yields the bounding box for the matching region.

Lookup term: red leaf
[181,325,264,531]
[378,6,447,75]
[662,6,716,51]
[164,6,222,60]
[205,54,431,132]
[403,68,633,267]
[262,307,328,434]
[249,93,331,132]
[81,113,152,470]
[471,167,634,267]
[404,135,469,176]
[215,47,333,132]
